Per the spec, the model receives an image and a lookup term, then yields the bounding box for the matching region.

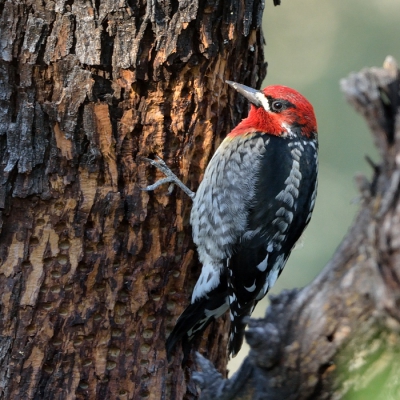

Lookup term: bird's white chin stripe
[255,92,270,112]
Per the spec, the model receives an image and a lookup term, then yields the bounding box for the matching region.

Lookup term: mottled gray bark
[194,57,400,400]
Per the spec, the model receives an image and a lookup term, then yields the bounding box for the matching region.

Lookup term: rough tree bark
[194,57,400,400]
[0,1,266,399]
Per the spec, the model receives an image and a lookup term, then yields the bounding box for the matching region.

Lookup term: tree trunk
[194,57,400,400]
[0,1,266,399]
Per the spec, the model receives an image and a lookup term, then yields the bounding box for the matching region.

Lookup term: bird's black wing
[228,133,318,355]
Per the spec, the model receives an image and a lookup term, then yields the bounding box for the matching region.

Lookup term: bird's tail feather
[166,292,229,363]
[228,301,255,357]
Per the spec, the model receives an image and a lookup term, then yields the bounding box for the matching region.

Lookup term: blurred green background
[229,0,400,372]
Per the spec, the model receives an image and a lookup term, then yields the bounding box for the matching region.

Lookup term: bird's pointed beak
[226,80,263,108]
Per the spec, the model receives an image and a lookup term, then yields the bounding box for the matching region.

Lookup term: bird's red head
[226,82,317,139]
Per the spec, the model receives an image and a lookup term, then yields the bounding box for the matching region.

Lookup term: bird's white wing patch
[244,280,257,292]
[191,262,221,303]
[256,254,269,272]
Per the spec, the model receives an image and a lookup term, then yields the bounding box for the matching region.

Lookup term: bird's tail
[166,291,229,363]
[227,300,256,357]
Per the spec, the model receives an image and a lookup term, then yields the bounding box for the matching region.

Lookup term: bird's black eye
[271,101,284,112]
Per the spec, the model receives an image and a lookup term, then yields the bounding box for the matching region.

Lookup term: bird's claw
[142,177,176,192]
[142,156,195,199]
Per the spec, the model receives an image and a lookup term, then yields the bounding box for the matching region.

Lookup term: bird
[143,80,318,362]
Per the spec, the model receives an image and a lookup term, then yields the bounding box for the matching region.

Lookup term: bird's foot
[142,156,195,199]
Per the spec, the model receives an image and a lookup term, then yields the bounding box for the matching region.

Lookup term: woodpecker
[144,81,318,361]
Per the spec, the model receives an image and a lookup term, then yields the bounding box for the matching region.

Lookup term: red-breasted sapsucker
[144,81,318,361]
